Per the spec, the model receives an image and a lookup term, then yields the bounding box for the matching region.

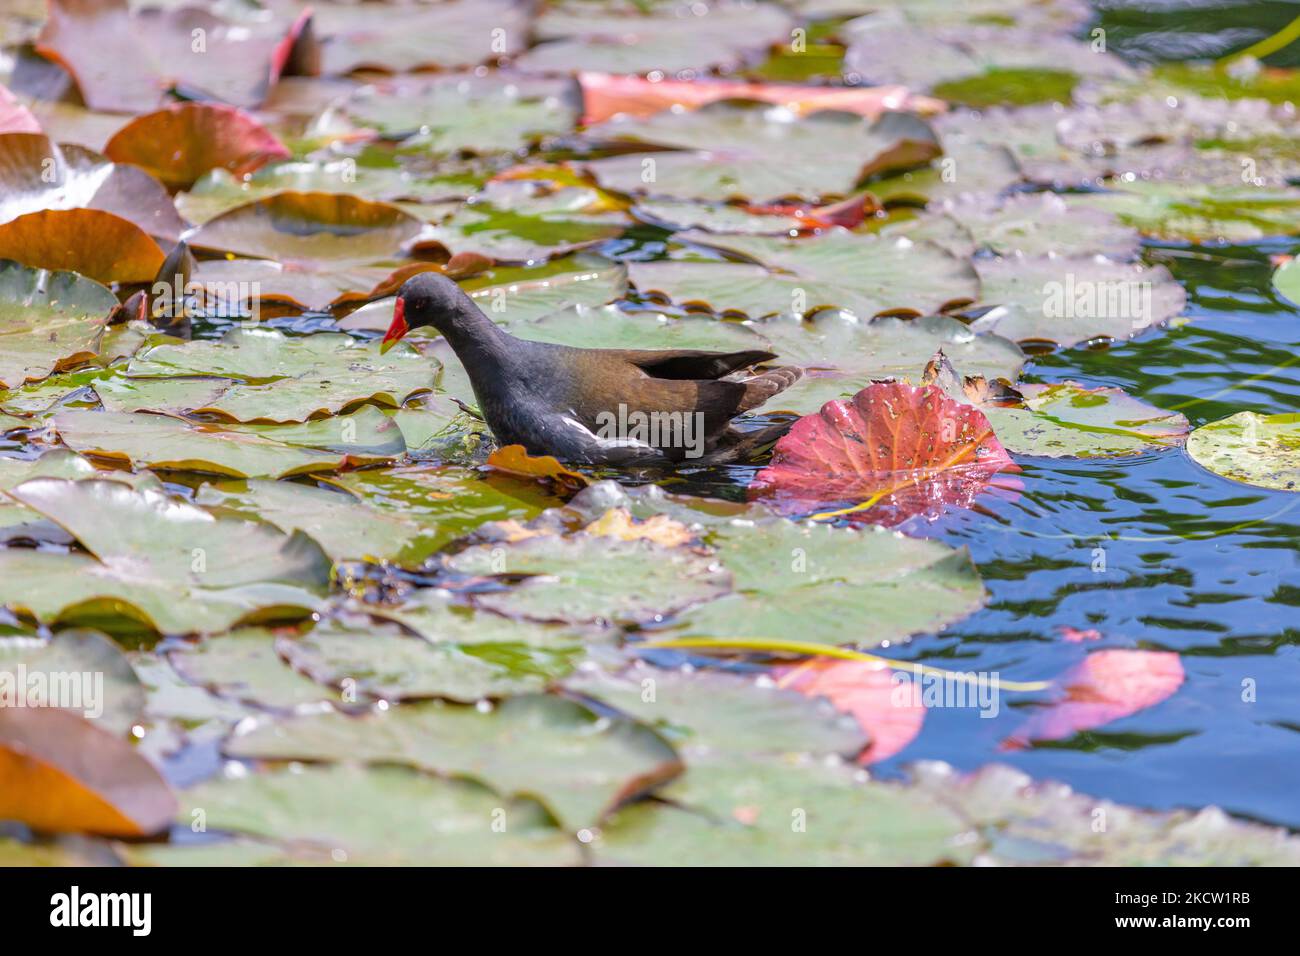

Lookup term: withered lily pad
[0,209,164,284]
[226,694,683,831]
[0,478,328,635]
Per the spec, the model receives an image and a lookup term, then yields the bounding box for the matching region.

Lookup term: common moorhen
[380,273,802,466]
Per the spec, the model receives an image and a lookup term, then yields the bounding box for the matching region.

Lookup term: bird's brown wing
[734,365,803,413]
[618,348,778,381]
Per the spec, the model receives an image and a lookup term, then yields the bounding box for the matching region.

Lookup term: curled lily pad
[103,103,290,191]
[0,209,165,284]
[0,449,97,543]
[674,514,988,647]
[632,230,978,320]
[36,0,307,113]
[226,694,683,831]
[0,132,187,241]
[327,73,579,152]
[0,259,117,389]
[0,478,329,635]
[981,382,1190,458]
[1186,411,1300,491]
[444,532,732,625]
[586,105,939,203]
[973,256,1186,347]
[178,764,579,866]
[52,409,395,479]
[126,328,435,423]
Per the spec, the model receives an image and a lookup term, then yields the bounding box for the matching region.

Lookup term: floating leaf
[1005,649,1185,748]
[631,230,978,319]
[982,382,1190,458]
[169,628,333,711]
[0,704,175,836]
[227,694,683,831]
[179,764,579,865]
[445,532,731,625]
[586,105,939,203]
[0,259,117,389]
[37,0,308,113]
[750,381,1016,523]
[486,445,589,495]
[0,478,329,634]
[0,209,164,284]
[373,587,600,652]
[104,103,290,191]
[1187,411,1300,491]
[1069,182,1300,242]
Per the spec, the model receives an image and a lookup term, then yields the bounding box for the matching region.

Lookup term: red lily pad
[777,659,925,765]
[36,0,309,113]
[0,208,165,284]
[750,381,1016,525]
[0,132,186,241]
[104,103,290,191]
[0,84,39,133]
[1004,649,1185,748]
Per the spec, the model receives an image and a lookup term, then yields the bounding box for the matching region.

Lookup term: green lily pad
[1186,411,1300,491]
[126,328,435,423]
[179,764,580,866]
[444,533,732,625]
[0,628,145,736]
[0,478,329,635]
[631,230,978,319]
[866,140,1023,206]
[523,303,772,354]
[564,666,865,759]
[327,73,579,152]
[982,382,1190,458]
[973,256,1186,347]
[420,182,629,264]
[931,192,1142,260]
[0,259,117,390]
[168,628,334,711]
[277,613,579,702]
[339,255,628,333]
[594,756,974,866]
[748,311,1024,416]
[585,105,939,203]
[1069,182,1300,242]
[0,449,97,542]
[53,410,393,479]
[1274,256,1300,307]
[673,517,986,648]
[373,588,603,651]
[226,694,683,831]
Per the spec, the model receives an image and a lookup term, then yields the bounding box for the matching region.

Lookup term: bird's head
[380,272,481,353]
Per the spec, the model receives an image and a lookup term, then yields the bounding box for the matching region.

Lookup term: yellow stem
[1225,13,1300,63]
[638,637,1050,692]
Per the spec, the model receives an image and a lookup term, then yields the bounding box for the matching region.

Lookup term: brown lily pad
[0,208,164,284]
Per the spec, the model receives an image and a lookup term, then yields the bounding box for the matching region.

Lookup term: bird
[379,273,803,466]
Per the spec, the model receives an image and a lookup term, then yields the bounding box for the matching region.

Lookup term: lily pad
[0,478,329,634]
[0,449,98,542]
[0,132,187,241]
[0,259,117,389]
[982,382,1190,458]
[1186,411,1300,491]
[585,105,939,203]
[1069,182,1300,243]
[973,256,1187,347]
[103,103,290,191]
[179,764,579,865]
[674,515,987,648]
[226,694,683,831]
[0,208,165,285]
[931,192,1142,260]
[126,328,435,423]
[168,628,334,711]
[631,230,978,319]
[277,613,579,702]
[443,532,732,625]
[524,303,771,354]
